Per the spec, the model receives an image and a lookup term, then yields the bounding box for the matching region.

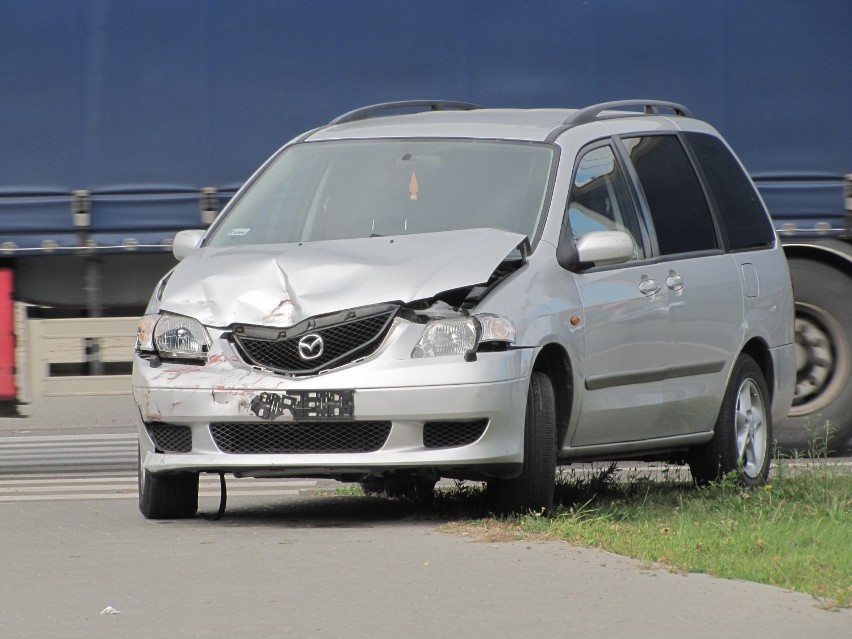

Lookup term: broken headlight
[136,312,211,362]
[411,314,515,358]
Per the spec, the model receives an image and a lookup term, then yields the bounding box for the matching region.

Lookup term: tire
[138,445,199,519]
[489,371,557,514]
[689,354,772,487]
[777,259,852,454]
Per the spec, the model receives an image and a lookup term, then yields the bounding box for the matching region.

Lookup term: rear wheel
[489,371,557,514]
[138,445,199,519]
[689,354,772,487]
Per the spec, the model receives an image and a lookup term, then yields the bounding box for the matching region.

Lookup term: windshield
[206,139,555,246]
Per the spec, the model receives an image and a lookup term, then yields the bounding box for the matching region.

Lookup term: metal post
[72,190,103,375]
[84,257,104,375]
[200,187,219,226]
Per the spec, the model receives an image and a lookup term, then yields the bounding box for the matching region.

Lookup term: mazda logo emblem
[297,333,324,360]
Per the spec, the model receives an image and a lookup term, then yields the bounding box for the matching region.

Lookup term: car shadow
[189,494,457,529]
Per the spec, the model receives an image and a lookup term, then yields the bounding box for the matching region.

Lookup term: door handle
[666,274,684,291]
[638,278,661,296]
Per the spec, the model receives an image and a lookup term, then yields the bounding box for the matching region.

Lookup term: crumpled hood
[158,228,527,327]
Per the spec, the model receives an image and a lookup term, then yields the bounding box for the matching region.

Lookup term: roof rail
[329,100,482,125]
[562,100,693,126]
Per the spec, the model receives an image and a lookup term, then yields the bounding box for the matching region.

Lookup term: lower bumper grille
[149,423,192,453]
[423,420,489,449]
[210,422,391,454]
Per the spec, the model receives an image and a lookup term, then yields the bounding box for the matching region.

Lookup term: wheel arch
[783,241,852,274]
[739,337,774,401]
[531,343,574,448]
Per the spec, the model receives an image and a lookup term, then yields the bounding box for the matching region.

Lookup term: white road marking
[0,472,321,503]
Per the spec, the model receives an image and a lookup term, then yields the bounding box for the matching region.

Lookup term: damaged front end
[136,228,530,377]
[133,228,535,487]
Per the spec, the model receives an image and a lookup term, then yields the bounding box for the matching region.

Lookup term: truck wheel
[689,354,772,487]
[779,259,852,454]
[489,371,556,514]
[138,446,199,519]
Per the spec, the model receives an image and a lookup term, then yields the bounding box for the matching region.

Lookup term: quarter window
[623,136,718,256]
[567,145,645,260]
[684,132,775,250]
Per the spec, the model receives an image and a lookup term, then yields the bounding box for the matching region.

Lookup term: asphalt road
[4,492,851,639]
[1,395,850,638]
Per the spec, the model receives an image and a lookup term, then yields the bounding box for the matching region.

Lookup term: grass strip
[411,462,851,609]
[514,464,851,609]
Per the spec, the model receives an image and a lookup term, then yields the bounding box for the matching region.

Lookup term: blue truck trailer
[1,0,850,450]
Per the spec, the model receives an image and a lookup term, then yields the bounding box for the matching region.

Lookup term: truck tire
[138,446,199,519]
[489,371,556,514]
[689,354,772,487]
[778,259,852,454]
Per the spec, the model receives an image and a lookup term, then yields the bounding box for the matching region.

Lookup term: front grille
[423,420,489,449]
[149,423,192,453]
[210,422,391,454]
[233,309,395,375]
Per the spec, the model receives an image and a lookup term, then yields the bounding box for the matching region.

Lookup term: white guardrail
[21,313,136,398]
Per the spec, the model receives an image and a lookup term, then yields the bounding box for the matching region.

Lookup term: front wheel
[489,371,557,514]
[689,354,772,487]
[138,445,199,519]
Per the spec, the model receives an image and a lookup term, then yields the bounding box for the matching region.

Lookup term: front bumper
[134,330,534,480]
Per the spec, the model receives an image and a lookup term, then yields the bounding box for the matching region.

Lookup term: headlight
[411,314,514,358]
[136,312,211,362]
[412,317,478,358]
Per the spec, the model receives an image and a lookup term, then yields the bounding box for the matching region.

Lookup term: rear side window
[623,135,718,256]
[685,132,775,250]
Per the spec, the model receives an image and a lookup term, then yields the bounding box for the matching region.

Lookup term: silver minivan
[134,100,796,518]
